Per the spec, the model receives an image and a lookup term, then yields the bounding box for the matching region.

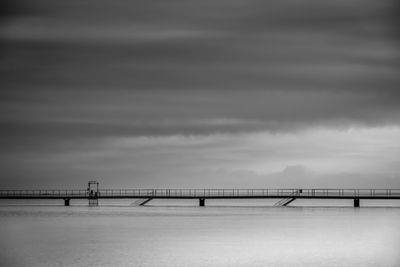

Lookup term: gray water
[0,200,399,267]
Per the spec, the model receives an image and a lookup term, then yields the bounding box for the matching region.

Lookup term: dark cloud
[0,0,30,21]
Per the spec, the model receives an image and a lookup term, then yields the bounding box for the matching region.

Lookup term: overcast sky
[1,0,399,189]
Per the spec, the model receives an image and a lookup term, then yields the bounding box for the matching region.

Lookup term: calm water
[0,200,399,267]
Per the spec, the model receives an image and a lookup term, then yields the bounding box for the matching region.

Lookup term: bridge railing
[0,190,87,198]
[98,189,301,198]
[1,189,400,198]
[97,189,400,198]
[300,189,400,198]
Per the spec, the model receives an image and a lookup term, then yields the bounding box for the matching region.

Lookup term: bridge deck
[1,189,400,199]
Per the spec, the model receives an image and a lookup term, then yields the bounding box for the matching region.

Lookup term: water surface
[0,201,399,266]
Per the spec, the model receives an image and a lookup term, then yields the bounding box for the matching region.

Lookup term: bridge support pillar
[89,198,99,206]
[199,198,205,207]
[64,198,70,206]
[354,198,360,207]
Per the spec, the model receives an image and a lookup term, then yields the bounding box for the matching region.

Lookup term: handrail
[0,189,400,198]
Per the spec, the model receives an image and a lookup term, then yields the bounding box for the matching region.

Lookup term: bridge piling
[199,198,205,207]
[354,198,360,207]
[89,198,98,206]
[64,198,70,206]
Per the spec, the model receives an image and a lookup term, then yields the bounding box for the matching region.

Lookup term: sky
[0,0,400,189]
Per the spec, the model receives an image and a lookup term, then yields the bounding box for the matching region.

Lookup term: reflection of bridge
[1,182,400,207]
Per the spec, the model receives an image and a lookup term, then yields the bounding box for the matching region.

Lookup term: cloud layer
[0,0,399,187]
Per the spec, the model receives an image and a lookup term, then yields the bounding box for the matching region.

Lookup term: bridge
[1,181,400,207]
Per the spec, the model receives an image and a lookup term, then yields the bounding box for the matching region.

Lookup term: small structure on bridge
[87,181,99,206]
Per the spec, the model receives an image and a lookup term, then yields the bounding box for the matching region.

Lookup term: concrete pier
[354,198,360,207]
[199,198,205,206]
[64,198,70,206]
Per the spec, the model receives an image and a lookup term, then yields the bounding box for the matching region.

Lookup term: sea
[0,199,399,267]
